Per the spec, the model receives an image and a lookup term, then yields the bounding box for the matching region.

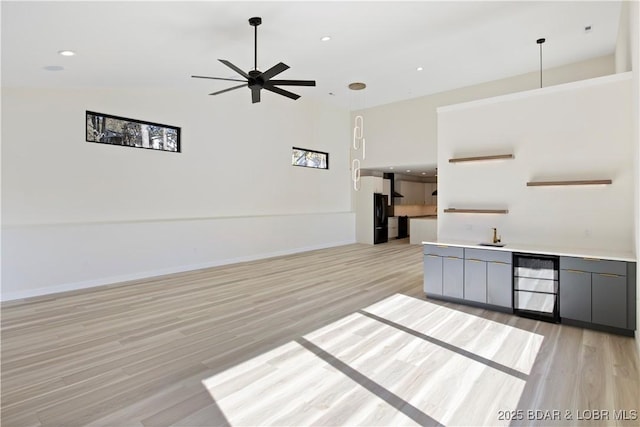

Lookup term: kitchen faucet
[492,227,501,244]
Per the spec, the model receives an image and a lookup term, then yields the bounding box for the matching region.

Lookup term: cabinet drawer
[424,245,464,258]
[560,257,627,276]
[465,248,512,264]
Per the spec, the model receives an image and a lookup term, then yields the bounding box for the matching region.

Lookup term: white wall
[352,55,614,170]
[437,73,633,253]
[1,87,354,300]
[615,1,632,73]
[354,176,383,244]
[628,0,640,349]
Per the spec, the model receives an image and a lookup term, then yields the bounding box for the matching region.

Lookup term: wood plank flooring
[1,240,638,426]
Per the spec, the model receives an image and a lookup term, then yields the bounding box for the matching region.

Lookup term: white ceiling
[1,1,623,110]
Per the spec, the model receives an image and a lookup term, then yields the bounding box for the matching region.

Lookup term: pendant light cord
[537,38,545,89]
[539,42,542,88]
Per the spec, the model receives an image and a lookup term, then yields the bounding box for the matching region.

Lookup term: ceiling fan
[191,17,316,104]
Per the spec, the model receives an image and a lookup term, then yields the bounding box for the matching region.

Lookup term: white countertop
[421,239,636,262]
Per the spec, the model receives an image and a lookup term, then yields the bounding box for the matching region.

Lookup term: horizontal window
[292,147,328,169]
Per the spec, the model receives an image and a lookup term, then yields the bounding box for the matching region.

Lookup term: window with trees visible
[292,147,328,169]
[86,111,180,153]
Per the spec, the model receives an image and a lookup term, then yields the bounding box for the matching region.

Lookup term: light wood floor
[1,240,639,426]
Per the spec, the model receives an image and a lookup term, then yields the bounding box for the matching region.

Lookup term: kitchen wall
[351,55,614,170]
[437,73,633,253]
[1,87,354,300]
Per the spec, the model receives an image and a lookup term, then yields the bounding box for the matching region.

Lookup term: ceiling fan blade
[192,75,247,83]
[263,85,300,101]
[209,83,246,96]
[219,59,250,79]
[260,62,289,81]
[267,80,316,87]
[251,87,261,104]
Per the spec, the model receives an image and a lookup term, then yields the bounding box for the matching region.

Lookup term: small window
[292,147,329,169]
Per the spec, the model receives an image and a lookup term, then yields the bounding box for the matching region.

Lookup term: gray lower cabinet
[423,254,443,296]
[423,245,635,335]
[592,273,627,328]
[559,269,591,323]
[560,256,632,330]
[424,245,464,298]
[443,256,464,299]
[464,248,512,307]
[487,261,512,308]
[464,259,487,303]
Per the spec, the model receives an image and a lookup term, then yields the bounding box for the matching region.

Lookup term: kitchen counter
[409,217,437,245]
[421,239,636,262]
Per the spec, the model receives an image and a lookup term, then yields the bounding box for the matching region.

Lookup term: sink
[478,242,506,247]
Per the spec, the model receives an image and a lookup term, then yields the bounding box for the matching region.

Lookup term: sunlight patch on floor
[202,293,543,426]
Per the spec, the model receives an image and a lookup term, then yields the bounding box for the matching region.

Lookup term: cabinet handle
[490,261,508,265]
[437,245,449,248]
[468,259,482,263]
[582,257,601,261]
[596,273,622,278]
[426,254,440,258]
[446,256,460,259]
[565,269,586,274]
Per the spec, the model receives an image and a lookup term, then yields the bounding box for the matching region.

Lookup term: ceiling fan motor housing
[191,16,315,103]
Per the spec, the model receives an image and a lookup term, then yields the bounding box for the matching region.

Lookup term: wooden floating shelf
[526,179,612,187]
[449,154,514,163]
[444,208,509,214]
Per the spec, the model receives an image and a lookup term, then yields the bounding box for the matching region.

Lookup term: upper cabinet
[395,180,437,205]
[396,180,425,205]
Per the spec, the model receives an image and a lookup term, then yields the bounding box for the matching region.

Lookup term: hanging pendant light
[537,38,546,88]
[350,82,367,191]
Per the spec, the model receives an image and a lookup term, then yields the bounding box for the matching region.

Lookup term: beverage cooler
[513,253,560,322]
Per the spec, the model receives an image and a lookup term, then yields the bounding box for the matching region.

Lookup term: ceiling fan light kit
[191,17,316,104]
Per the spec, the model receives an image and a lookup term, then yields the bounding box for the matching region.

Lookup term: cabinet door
[487,261,512,308]
[559,269,591,322]
[443,257,464,299]
[424,255,443,296]
[592,273,627,328]
[464,259,487,303]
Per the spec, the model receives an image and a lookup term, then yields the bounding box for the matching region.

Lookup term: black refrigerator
[373,193,388,244]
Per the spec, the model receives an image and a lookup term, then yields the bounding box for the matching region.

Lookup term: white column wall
[437,73,633,253]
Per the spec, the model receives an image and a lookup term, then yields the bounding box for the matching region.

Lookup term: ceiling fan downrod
[249,17,262,71]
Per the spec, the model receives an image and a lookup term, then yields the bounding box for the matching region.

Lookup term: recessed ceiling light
[417,67,423,71]
[348,82,366,90]
[58,50,76,56]
[421,172,427,175]
[321,36,331,42]
[406,169,411,173]
[389,167,394,170]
